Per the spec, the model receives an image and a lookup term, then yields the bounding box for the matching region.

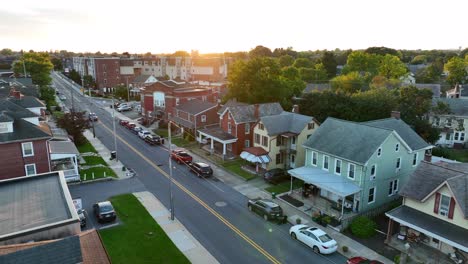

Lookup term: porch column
[198,132,202,143]
[222,143,226,155]
[385,218,393,244]
[341,196,345,220]
[289,175,293,194]
[73,156,78,173]
[210,138,214,154]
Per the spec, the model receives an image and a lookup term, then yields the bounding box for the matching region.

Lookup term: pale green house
[288,117,433,215]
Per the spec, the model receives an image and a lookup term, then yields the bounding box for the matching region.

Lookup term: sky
[1,0,467,54]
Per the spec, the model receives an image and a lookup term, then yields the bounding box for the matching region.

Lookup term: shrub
[394,254,400,264]
[350,216,377,238]
[296,218,302,224]
[342,246,348,253]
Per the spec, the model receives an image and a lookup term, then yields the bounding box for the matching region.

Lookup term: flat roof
[0,172,75,238]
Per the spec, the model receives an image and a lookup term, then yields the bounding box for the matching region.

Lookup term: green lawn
[99,194,190,264]
[82,155,107,166]
[221,160,257,181]
[265,179,304,194]
[155,128,168,138]
[432,147,468,162]
[76,140,98,154]
[80,167,116,181]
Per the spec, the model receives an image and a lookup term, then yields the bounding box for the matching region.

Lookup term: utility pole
[112,93,118,161]
[168,121,175,221]
[126,76,130,102]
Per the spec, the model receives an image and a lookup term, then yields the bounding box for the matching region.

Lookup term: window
[259,123,264,130]
[439,194,450,217]
[25,164,36,176]
[412,153,418,166]
[311,152,317,166]
[377,148,382,157]
[323,156,329,170]
[276,153,283,164]
[228,123,231,133]
[368,187,375,203]
[348,163,355,179]
[176,98,180,105]
[22,142,34,157]
[395,143,399,152]
[335,159,342,175]
[388,179,398,196]
[254,133,260,144]
[291,154,295,164]
[461,133,465,141]
[201,115,206,122]
[446,133,451,140]
[308,122,315,129]
[370,165,376,180]
[276,136,283,146]
[455,132,459,140]
[262,136,268,147]
[396,157,401,169]
[446,119,452,126]
[291,136,296,145]
[245,123,250,134]
[228,113,231,120]
[244,140,250,148]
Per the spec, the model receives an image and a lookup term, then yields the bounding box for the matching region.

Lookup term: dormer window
[308,122,315,129]
[259,123,264,130]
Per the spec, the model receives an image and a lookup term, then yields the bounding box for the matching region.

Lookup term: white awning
[288,166,361,197]
[240,151,271,164]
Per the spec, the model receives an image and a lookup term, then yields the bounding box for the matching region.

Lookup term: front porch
[198,127,237,160]
[49,141,80,182]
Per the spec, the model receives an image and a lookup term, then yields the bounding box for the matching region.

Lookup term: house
[7,91,46,116]
[429,98,468,148]
[288,114,432,215]
[131,74,158,95]
[0,171,81,245]
[0,99,52,180]
[247,107,319,171]
[170,99,219,135]
[400,74,416,85]
[415,83,441,98]
[446,84,468,99]
[385,161,468,255]
[198,102,283,159]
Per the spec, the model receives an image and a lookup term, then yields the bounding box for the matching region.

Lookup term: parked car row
[119,119,164,146]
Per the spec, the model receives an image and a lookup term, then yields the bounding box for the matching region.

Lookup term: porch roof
[240,147,271,163]
[386,205,468,252]
[49,141,79,155]
[288,166,361,197]
[198,127,237,143]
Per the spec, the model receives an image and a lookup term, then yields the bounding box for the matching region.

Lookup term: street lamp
[111,91,118,161]
[168,120,175,220]
[126,76,130,102]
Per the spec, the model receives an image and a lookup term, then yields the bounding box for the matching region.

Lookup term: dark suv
[263,168,290,184]
[247,198,286,222]
[93,201,117,223]
[187,162,213,178]
[145,134,163,145]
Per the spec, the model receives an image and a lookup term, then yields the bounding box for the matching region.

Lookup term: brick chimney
[9,88,22,99]
[424,149,432,163]
[254,104,260,119]
[292,105,299,113]
[391,111,400,119]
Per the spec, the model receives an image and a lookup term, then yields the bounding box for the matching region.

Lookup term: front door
[290,154,296,168]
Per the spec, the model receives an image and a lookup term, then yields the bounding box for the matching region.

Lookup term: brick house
[0,99,52,180]
[170,99,219,136]
[198,101,283,158]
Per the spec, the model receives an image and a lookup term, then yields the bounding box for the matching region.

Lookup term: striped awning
[240,150,271,164]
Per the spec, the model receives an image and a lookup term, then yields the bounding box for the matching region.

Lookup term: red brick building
[169,99,219,136]
[87,57,121,91]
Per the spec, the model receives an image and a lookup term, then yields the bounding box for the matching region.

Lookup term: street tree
[320,51,337,79]
[378,54,407,79]
[56,111,90,145]
[114,85,129,101]
[0,48,13,56]
[51,57,63,71]
[444,56,467,85]
[13,52,53,86]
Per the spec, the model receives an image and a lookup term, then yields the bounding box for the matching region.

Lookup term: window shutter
[448,197,456,219]
[433,192,440,213]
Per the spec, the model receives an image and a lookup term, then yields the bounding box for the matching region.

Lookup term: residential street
[53,72,348,264]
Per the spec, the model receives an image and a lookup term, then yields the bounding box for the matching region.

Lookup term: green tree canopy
[249,45,273,58]
[444,56,467,85]
[298,64,328,83]
[378,54,407,79]
[279,55,294,67]
[51,57,63,71]
[365,46,400,57]
[331,71,367,93]
[342,51,379,76]
[114,85,129,101]
[13,52,53,86]
[320,51,337,79]
[56,111,90,145]
[293,58,314,68]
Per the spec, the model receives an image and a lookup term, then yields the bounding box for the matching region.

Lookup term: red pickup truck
[170,149,193,164]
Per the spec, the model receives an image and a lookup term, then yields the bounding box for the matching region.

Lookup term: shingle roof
[133,75,155,83]
[0,112,13,122]
[0,99,37,119]
[8,96,45,108]
[0,236,82,264]
[433,98,468,116]
[415,83,441,98]
[363,118,431,151]
[175,99,217,115]
[400,161,468,218]
[303,118,392,164]
[261,112,313,136]
[227,103,283,124]
[217,99,248,115]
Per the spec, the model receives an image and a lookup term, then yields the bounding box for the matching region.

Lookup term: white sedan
[138,130,151,139]
[289,225,338,254]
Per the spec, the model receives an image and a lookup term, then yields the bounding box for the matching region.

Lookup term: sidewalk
[133,191,219,264]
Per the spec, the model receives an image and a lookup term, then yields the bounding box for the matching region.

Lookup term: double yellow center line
[100,123,281,264]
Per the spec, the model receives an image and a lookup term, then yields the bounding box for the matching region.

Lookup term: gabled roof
[7,96,45,108]
[303,117,392,164]
[217,99,247,115]
[175,99,217,115]
[363,118,431,151]
[226,102,283,124]
[0,99,37,119]
[400,161,468,218]
[0,112,13,122]
[433,98,468,116]
[133,74,156,83]
[0,112,50,144]
[261,111,313,136]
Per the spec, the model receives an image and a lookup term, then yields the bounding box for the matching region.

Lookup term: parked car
[58,94,67,100]
[289,225,338,254]
[145,135,163,145]
[88,112,98,122]
[132,126,143,135]
[170,148,193,164]
[247,198,285,221]
[125,168,137,177]
[263,168,290,184]
[187,162,213,178]
[124,122,136,130]
[347,257,384,264]
[135,105,142,114]
[117,105,132,112]
[138,130,151,139]
[93,201,117,223]
[77,208,87,227]
[119,119,129,126]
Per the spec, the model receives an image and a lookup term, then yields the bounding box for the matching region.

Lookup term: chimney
[391,111,400,119]
[292,104,299,113]
[424,150,432,163]
[254,104,260,119]
[9,88,22,99]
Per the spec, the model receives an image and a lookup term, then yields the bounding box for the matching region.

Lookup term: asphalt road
[52,72,347,264]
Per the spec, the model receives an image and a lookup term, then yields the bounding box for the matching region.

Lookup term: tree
[378,54,407,79]
[342,51,379,76]
[397,86,433,124]
[365,46,399,57]
[249,45,273,58]
[351,88,398,121]
[298,64,327,83]
[51,57,63,71]
[279,55,294,67]
[83,75,95,88]
[295,90,354,123]
[0,48,13,56]
[273,47,297,58]
[114,85,129,101]
[69,69,81,84]
[320,51,337,79]
[410,55,427,65]
[56,111,90,145]
[444,56,467,85]
[331,71,367,93]
[172,50,189,57]
[13,52,53,86]
[293,58,314,68]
